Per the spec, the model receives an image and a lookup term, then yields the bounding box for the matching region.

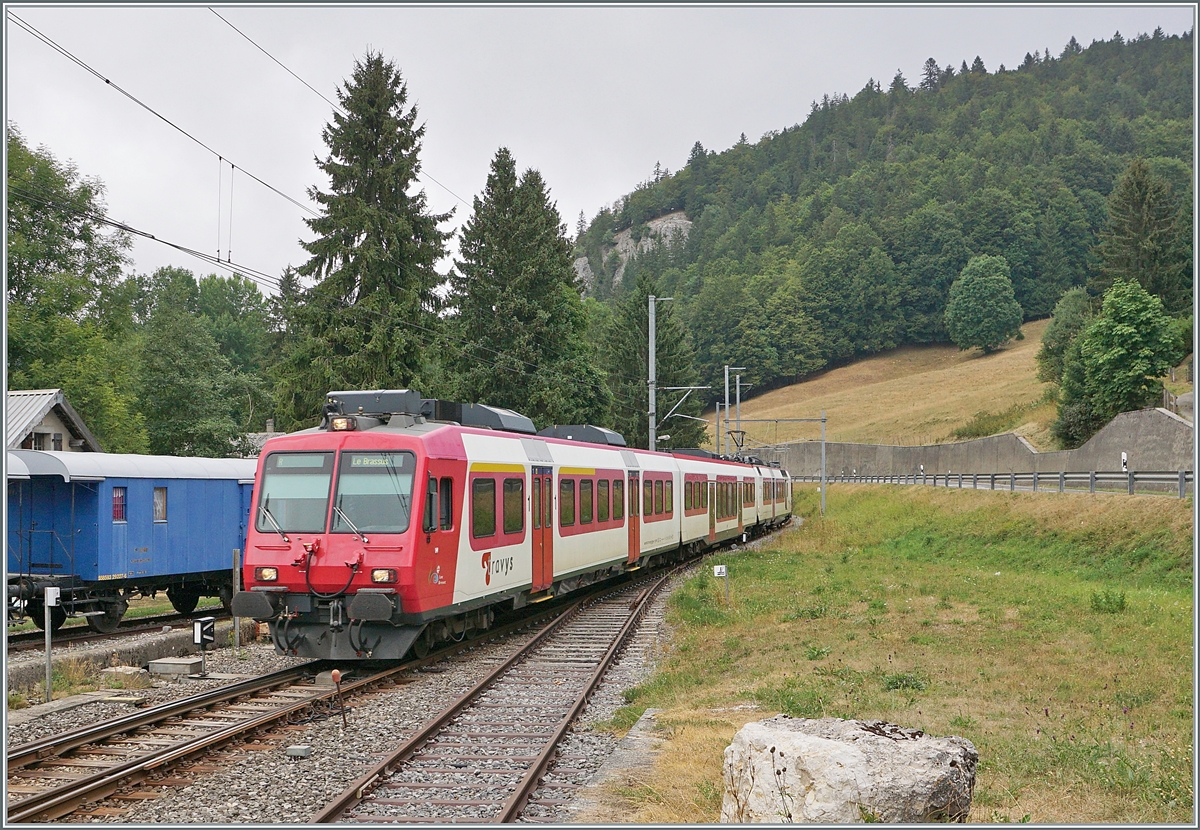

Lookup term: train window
[654,480,663,515]
[684,482,692,511]
[423,478,438,533]
[597,480,609,522]
[559,479,575,527]
[580,480,593,524]
[258,452,335,533]
[643,480,653,517]
[664,480,673,514]
[440,477,453,530]
[472,478,496,538]
[543,476,553,528]
[503,478,524,534]
[532,478,541,530]
[333,452,417,534]
[112,487,127,522]
[613,479,624,520]
[153,487,168,522]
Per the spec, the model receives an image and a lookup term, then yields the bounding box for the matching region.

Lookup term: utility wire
[8,11,319,219]
[205,6,471,211]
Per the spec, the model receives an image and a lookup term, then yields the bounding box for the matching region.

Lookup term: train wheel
[26,600,67,633]
[86,599,128,634]
[167,588,200,615]
[217,584,233,614]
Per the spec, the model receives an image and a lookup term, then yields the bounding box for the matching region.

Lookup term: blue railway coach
[7,450,256,632]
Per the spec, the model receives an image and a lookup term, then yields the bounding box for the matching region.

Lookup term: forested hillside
[576,29,1193,400]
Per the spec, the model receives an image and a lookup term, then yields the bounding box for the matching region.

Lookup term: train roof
[6,451,31,480]
[9,450,258,483]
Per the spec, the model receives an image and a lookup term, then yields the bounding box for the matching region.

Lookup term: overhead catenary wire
[8,10,319,220]
[206,6,472,212]
[8,13,658,420]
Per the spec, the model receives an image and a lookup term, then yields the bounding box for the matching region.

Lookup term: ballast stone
[720,715,978,823]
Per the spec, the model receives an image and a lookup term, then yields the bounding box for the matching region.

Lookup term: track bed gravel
[10,570,685,824]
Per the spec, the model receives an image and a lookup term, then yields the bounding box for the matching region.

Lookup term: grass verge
[596,485,1193,823]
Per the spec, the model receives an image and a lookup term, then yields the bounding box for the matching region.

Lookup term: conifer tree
[1091,158,1189,314]
[273,51,450,428]
[448,147,610,428]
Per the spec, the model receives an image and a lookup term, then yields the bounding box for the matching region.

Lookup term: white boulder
[721,716,977,823]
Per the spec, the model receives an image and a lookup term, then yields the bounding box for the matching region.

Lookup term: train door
[627,470,640,564]
[531,466,553,591]
[708,480,717,543]
[737,480,745,536]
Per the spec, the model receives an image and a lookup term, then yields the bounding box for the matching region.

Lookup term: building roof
[5,389,103,452]
[9,450,257,483]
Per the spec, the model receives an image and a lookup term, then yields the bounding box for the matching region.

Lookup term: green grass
[613,485,1192,824]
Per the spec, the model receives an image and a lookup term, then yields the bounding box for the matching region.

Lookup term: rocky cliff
[574,211,692,292]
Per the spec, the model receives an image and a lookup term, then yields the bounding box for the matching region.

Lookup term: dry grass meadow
[588,485,1193,824]
[705,319,1061,449]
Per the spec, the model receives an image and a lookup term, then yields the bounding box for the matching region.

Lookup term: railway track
[312,570,674,824]
[6,609,233,653]
[3,593,589,823]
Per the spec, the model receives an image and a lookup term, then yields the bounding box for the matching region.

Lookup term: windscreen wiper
[259,498,289,543]
[334,503,369,543]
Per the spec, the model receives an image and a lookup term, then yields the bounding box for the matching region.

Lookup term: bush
[1090,589,1127,614]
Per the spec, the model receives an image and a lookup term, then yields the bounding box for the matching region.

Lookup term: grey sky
[5,4,1194,293]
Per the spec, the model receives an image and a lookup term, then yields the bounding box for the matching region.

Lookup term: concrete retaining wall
[775,408,1194,477]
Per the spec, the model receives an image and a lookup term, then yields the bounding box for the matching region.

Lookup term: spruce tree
[603,271,706,450]
[1091,158,1189,314]
[448,147,610,428]
[273,51,450,427]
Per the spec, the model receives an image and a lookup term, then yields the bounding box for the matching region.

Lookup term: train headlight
[331,416,357,431]
[371,568,397,584]
[255,567,279,582]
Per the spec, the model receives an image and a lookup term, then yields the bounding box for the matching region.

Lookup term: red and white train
[232,390,792,660]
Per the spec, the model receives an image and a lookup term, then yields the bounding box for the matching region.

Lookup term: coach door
[737,480,745,535]
[708,480,717,543]
[627,471,640,564]
[531,467,553,592]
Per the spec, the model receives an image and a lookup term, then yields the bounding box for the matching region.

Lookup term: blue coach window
[112,487,127,522]
[333,451,417,534]
[258,452,334,533]
[153,487,167,522]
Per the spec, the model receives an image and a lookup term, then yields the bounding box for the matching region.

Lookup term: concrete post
[1089,471,1096,493]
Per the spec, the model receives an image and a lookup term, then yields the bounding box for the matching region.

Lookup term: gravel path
[9,573,684,824]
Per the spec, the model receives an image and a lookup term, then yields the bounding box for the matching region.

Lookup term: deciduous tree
[944,255,1023,353]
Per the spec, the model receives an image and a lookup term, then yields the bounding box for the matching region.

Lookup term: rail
[792,470,1194,497]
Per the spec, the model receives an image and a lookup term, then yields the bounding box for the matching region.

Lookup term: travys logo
[481,552,514,586]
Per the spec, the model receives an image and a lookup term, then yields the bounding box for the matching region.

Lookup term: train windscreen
[331,451,417,534]
[257,452,335,533]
